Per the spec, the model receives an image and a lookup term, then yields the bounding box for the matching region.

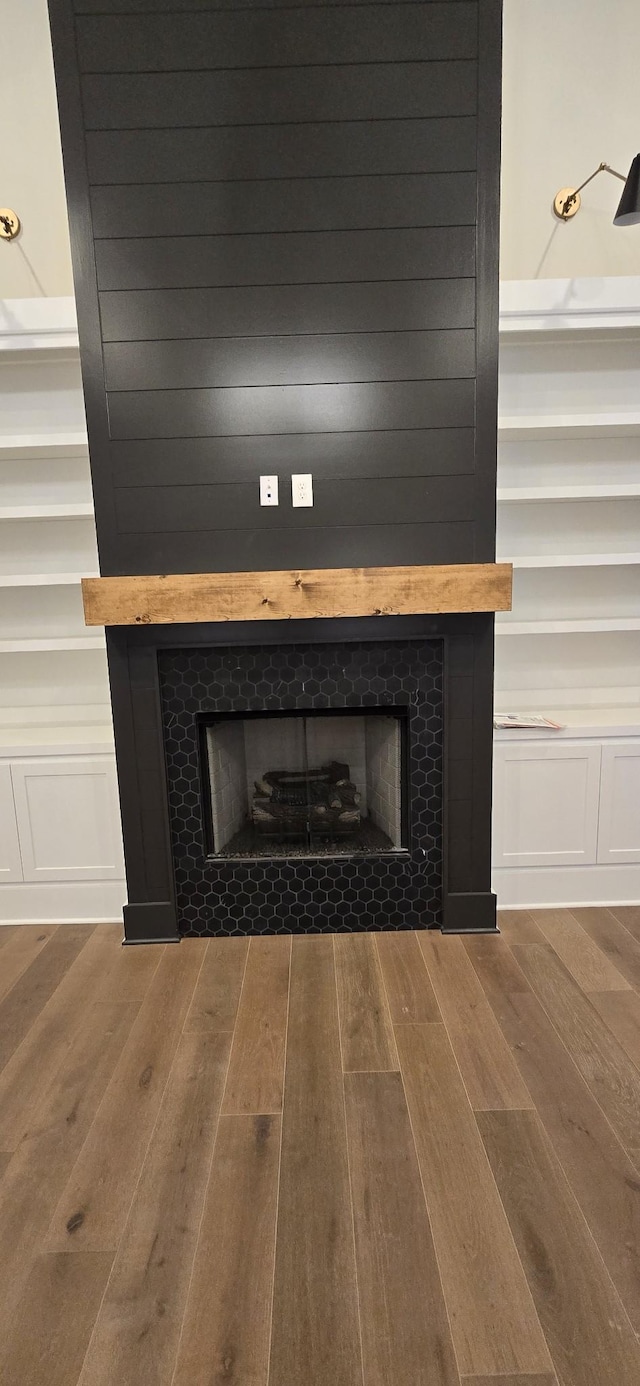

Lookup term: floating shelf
[0,636,105,653]
[502,552,640,569]
[0,572,96,588]
[0,432,88,459]
[496,617,640,636]
[0,503,94,520]
[497,484,640,502]
[498,413,640,440]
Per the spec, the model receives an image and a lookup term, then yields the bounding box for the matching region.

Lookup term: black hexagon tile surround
[158,640,443,937]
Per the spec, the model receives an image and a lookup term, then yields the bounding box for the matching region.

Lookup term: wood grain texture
[82,563,513,627]
[77,1030,231,1386]
[570,907,640,992]
[0,925,122,1152]
[512,943,640,1167]
[394,1022,551,1377]
[173,1113,281,1386]
[419,934,534,1109]
[465,936,640,1335]
[464,1377,557,1386]
[0,1000,136,1348]
[269,937,363,1386]
[0,925,92,1074]
[344,1070,459,1386]
[610,906,640,944]
[184,937,249,1033]
[590,989,640,1070]
[335,933,398,1072]
[0,924,58,1002]
[0,1250,114,1386]
[43,942,205,1253]
[375,930,441,1023]
[222,936,290,1114]
[531,908,631,994]
[497,911,549,947]
[478,1109,640,1386]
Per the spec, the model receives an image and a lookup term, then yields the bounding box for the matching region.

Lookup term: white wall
[0,0,73,297]
[501,0,640,279]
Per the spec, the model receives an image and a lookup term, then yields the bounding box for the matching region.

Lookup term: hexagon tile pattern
[158,640,443,937]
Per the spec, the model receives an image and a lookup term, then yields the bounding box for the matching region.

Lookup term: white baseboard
[0,879,127,924]
[493,863,640,909]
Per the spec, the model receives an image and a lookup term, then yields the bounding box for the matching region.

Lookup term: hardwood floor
[0,909,639,1385]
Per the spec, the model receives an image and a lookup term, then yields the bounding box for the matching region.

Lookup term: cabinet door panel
[11,758,124,882]
[597,743,640,864]
[0,765,23,882]
[493,742,601,869]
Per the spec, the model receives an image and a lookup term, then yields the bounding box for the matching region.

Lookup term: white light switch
[259,475,279,506]
[291,473,313,507]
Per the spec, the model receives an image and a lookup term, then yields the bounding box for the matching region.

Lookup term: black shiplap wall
[49,0,501,578]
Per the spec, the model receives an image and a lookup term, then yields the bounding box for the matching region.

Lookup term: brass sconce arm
[554,163,626,220]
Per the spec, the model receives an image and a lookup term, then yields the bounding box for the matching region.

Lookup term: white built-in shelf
[503,552,640,569]
[0,503,94,521]
[498,413,640,440]
[496,617,640,636]
[0,636,105,653]
[0,297,79,353]
[0,432,88,459]
[497,484,640,502]
[494,706,640,740]
[499,278,640,336]
[0,572,96,588]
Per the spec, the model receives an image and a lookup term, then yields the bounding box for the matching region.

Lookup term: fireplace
[158,637,444,936]
[204,708,407,859]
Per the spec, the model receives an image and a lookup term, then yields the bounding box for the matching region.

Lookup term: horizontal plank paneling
[82,562,512,626]
[92,172,477,240]
[77,5,478,72]
[82,61,477,130]
[111,520,477,574]
[107,379,475,440]
[95,224,476,291]
[100,277,475,342]
[104,330,475,392]
[115,477,476,534]
[87,119,477,184]
[76,0,473,12]
[111,429,476,488]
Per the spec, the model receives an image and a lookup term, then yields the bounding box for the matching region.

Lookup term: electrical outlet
[291,473,313,507]
[259,475,279,506]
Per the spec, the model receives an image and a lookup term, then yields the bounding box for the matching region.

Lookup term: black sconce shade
[614,155,640,226]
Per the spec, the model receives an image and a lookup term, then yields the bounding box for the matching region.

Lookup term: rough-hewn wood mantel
[82,563,512,627]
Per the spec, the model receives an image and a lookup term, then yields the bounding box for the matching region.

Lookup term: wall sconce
[0,209,21,241]
[553,155,640,224]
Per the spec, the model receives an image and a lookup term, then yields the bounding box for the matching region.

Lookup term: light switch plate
[291,473,313,507]
[259,475,279,506]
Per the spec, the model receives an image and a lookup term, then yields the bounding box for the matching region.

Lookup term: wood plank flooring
[0,909,639,1386]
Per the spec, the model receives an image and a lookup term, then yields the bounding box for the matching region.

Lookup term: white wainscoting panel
[10,757,123,882]
[597,743,640,864]
[0,764,22,881]
[493,741,602,869]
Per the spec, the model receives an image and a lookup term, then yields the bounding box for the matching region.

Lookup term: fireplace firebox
[204,708,408,859]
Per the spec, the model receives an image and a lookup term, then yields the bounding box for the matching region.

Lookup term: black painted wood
[107,379,475,440]
[100,277,475,342]
[115,475,476,533]
[82,61,477,130]
[95,224,476,292]
[110,429,476,488]
[91,173,476,240]
[103,330,476,391]
[86,118,477,184]
[76,5,478,72]
[112,521,476,577]
[76,0,472,11]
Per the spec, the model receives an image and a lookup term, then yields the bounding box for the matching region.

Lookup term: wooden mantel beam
[82,563,512,627]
